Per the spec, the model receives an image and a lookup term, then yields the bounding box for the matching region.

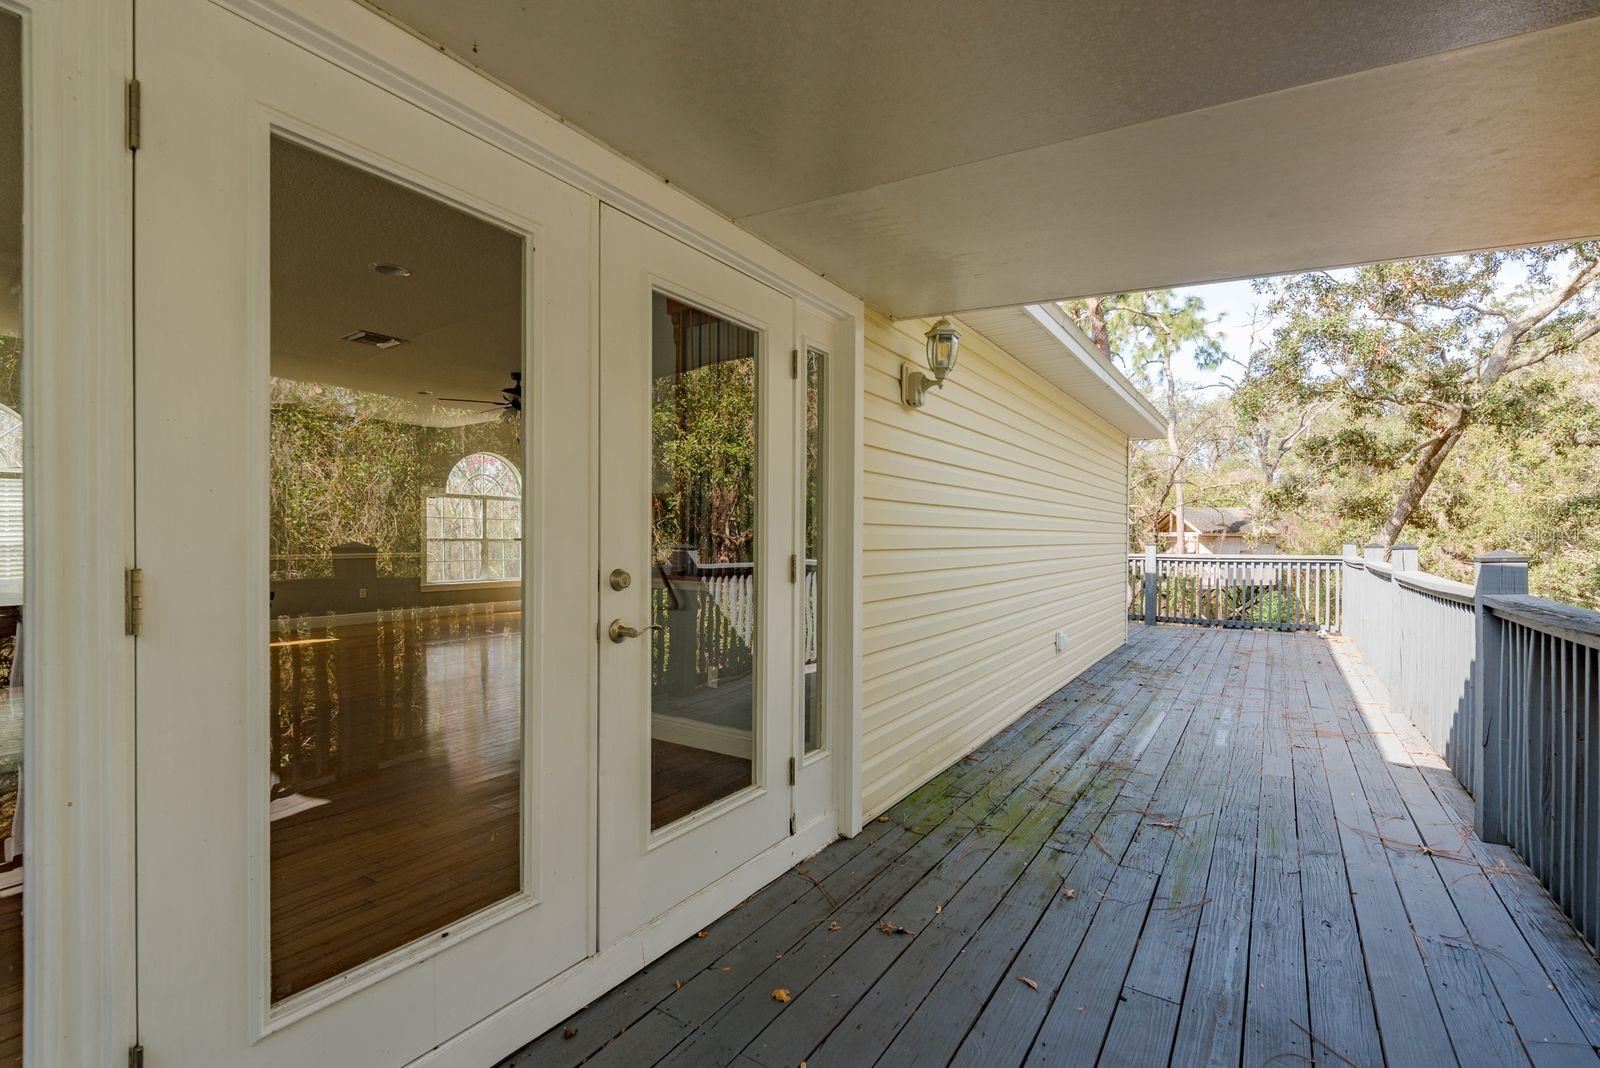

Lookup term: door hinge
[788,756,796,786]
[124,567,143,637]
[125,78,141,152]
[789,554,798,583]
[128,1045,145,1068]
[790,348,799,380]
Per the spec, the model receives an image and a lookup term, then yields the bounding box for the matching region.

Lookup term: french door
[132,0,594,1060]
[598,208,799,944]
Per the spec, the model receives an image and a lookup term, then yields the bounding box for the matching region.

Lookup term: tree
[1065,292,1226,549]
[1254,243,1600,548]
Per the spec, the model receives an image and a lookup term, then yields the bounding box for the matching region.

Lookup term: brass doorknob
[608,618,661,643]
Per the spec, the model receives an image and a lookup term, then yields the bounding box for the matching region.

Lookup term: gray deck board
[502,625,1600,1068]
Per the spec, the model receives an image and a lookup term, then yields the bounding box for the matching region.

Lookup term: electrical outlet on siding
[1055,630,1069,654]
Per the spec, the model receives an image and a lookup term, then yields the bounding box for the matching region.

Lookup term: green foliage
[269,383,520,580]
[1062,292,1231,546]
[652,357,756,564]
[1096,242,1600,607]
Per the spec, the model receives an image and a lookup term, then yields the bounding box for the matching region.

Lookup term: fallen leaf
[721,966,733,972]
[696,930,708,939]
[562,1027,577,1040]
[771,987,793,1003]
[673,979,683,990]
[878,920,914,936]
[1063,887,1077,899]
[935,904,943,915]
[1018,976,1039,991]
[827,920,842,931]
[877,815,891,823]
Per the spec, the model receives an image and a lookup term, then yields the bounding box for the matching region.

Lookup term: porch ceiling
[367,1,1600,317]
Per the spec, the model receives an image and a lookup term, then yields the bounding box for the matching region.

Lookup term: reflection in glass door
[0,13,21,1064]
[267,136,526,999]
[803,348,826,754]
[649,294,759,829]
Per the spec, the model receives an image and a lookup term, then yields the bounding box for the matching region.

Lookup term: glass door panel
[267,136,527,999]
[649,294,758,829]
[0,13,21,1063]
[802,347,825,754]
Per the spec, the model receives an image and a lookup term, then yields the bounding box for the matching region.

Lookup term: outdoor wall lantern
[901,316,961,408]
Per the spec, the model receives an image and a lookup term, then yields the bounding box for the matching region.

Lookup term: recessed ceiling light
[372,263,411,277]
[340,329,408,349]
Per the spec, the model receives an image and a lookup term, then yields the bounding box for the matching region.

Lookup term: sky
[1166,278,1268,384]
[1161,251,1559,387]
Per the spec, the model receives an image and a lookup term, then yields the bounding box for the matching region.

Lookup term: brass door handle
[608,619,661,643]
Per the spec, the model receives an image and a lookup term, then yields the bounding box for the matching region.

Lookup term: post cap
[1392,542,1419,551]
[1474,550,1529,564]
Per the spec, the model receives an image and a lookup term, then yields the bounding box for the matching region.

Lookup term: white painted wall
[859,311,1130,817]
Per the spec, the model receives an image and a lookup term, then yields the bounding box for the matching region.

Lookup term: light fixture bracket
[901,364,939,408]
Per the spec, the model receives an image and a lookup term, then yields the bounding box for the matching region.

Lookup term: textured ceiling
[366,0,1600,315]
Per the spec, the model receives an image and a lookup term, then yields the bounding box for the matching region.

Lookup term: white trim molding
[19,0,137,1063]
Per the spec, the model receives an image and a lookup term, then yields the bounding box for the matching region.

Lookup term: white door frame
[222,0,866,840]
[597,206,797,945]
[12,0,138,1065]
[132,0,596,1058]
[22,0,862,1062]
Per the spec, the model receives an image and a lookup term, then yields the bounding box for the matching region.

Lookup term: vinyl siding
[860,310,1130,817]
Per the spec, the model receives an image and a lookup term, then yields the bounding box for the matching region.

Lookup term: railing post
[1391,543,1419,573]
[1473,550,1529,844]
[1143,543,1158,626]
[1340,541,1357,634]
[1363,543,1385,664]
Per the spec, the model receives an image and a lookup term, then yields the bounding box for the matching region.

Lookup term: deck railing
[1343,544,1600,950]
[1127,549,1342,631]
[1133,540,1600,949]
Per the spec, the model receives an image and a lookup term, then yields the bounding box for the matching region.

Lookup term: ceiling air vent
[340,329,408,350]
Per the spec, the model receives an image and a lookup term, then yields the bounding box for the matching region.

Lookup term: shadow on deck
[505,624,1600,1067]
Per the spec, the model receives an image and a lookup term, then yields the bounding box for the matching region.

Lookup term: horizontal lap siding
[861,312,1130,817]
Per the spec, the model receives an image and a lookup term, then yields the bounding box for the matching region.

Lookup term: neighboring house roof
[953,304,1166,440]
[1167,507,1266,535]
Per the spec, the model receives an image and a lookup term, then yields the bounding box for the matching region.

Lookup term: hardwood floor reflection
[268,607,762,999]
[652,740,751,830]
[0,890,16,1067]
[269,607,523,1000]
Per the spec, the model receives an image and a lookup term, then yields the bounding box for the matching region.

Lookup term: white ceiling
[367,0,1600,316]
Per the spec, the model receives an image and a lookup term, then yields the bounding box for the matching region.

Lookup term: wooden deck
[504,624,1600,1067]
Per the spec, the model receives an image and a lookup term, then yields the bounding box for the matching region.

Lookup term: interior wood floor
[0,891,16,1067]
[504,624,1600,1068]
[270,616,756,1000]
[653,740,750,831]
